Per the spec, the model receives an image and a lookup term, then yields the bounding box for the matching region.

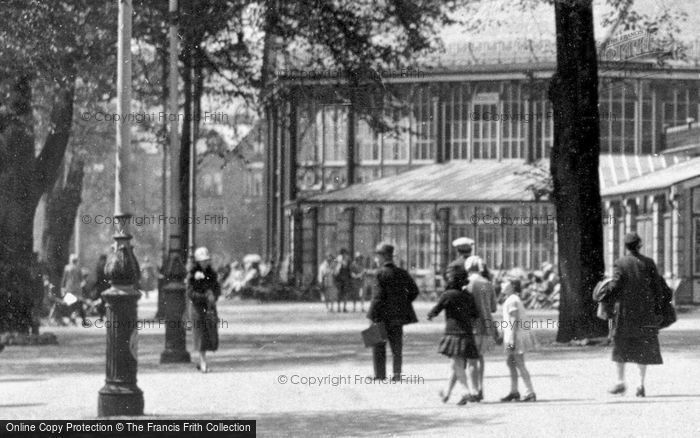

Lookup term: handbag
[656,276,676,329]
[658,299,677,329]
[361,322,388,347]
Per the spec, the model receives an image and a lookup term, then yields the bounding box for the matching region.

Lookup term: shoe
[636,386,645,398]
[476,390,483,402]
[439,390,449,403]
[391,375,402,382]
[500,392,521,402]
[522,393,536,402]
[608,383,626,395]
[456,395,470,406]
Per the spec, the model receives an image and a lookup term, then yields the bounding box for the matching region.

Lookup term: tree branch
[34,81,75,196]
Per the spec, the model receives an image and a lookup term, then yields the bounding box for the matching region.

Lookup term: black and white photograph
[1,0,700,436]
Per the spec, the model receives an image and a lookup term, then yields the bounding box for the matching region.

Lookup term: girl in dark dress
[427,268,481,405]
[187,247,220,373]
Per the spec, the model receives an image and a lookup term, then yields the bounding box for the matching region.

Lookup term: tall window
[532,204,555,269]
[533,91,553,159]
[356,118,381,163]
[322,104,348,163]
[640,81,654,154]
[317,206,340,264]
[503,206,529,268]
[411,88,436,161]
[354,206,381,260]
[408,205,433,270]
[382,206,408,268]
[200,171,222,197]
[605,80,636,153]
[382,107,410,162]
[472,101,498,159]
[475,206,502,268]
[502,83,526,159]
[445,84,470,159]
[297,99,319,164]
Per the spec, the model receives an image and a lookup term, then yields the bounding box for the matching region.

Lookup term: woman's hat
[194,247,211,262]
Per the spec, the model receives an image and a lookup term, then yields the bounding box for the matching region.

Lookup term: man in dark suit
[607,232,669,397]
[368,242,419,381]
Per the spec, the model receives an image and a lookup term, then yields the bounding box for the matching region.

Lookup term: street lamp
[98,0,144,416]
[160,0,191,364]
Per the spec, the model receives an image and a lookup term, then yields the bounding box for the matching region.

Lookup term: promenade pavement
[2,297,700,437]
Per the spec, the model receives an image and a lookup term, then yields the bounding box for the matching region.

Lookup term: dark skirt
[438,334,479,359]
[191,305,219,352]
[612,335,662,365]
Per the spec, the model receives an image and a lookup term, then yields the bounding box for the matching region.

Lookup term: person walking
[500,278,536,402]
[465,255,497,402]
[350,252,366,312]
[607,232,668,397]
[333,248,353,313]
[318,254,336,311]
[444,237,473,290]
[139,256,157,299]
[60,254,87,326]
[367,242,420,381]
[428,266,481,405]
[187,247,220,373]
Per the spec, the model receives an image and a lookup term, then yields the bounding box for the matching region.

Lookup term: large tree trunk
[41,156,84,288]
[550,0,608,342]
[0,75,75,334]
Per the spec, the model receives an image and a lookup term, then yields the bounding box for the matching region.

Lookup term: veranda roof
[602,156,700,197]
[303,155,690,204]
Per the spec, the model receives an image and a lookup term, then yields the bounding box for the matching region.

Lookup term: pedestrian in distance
[607,232,670,398]
[333,248,353,313]
[367,242,420,381]
[465,255,498,402]
[428,266,481,405]
[350,252,366,312]
[318,253,336,311]
[187,247,220,373]
[500,278,536,402]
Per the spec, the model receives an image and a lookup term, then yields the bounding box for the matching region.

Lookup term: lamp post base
[98,384,144,417]
[160,349,191,363]
[159,281,190,364]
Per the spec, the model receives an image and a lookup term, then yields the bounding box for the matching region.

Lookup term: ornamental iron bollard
[98,215,144,416]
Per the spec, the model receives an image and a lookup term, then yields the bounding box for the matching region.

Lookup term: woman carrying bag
[187,246,221,373]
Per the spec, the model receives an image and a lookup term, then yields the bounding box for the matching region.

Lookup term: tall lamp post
[160,0,191,364]
[98,0,144,416]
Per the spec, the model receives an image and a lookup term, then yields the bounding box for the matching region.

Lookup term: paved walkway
[2,298,700,437]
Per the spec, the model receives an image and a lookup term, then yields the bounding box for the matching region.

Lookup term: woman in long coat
[608,232,669,397]
[187,246,220,373]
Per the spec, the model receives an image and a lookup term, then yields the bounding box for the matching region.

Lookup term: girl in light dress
[500,278,536,402]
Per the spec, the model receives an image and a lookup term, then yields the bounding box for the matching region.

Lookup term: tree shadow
[0,378,47,383]
[0,403,46,408]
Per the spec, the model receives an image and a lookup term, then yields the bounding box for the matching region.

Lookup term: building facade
[265,34,700,302]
